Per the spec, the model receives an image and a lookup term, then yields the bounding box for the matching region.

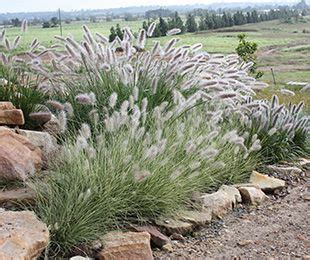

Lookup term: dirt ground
[154,168,309,259]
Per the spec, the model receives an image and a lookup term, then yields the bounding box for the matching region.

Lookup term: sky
[0,0,297,13]
[0,0,296,13]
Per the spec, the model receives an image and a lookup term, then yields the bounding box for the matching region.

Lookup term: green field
[2,17,310,109]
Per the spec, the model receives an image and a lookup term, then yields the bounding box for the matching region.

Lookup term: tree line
[145,8,307,38]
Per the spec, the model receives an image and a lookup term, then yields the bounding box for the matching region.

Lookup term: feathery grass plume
[1,53,8,65]
[191,43,203,52]
[164,38,178,53]
[12,36,21,49]
[75,93,93,105]
[82,25,95,45]
[21,19,28,32]
[54,35,66,42]
[300,84,310,93]
[151,41,161,56]
[79,123,92,139]
[95,32,109,44]
[166,28,181,36]
[109,92,118,108]
[47,100,65,110]
[280,88,295,96]
[4,38,11,51]
[58,110,67,133]
[147,22,156,37]
[137,29,146,49]
[0,30,5,42]
[123,27,135,41]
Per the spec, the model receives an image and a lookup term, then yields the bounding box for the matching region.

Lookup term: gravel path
[154,169,309,259]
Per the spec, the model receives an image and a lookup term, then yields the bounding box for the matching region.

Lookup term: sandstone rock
[200,190,234,218]
[0,102,15,110]
[29,112,52,125]
[155,218,193,235]
[0,109,24,125]
[0,187,35,205]
[0,210,49,259]
[250,171,285,192]
[98,231,153,260]
[267,165,302,175]
[238,186,268,205]
[178,210,212,226]
[131,225,170,248]
[219,185,242,206]
[162,243,173,252]
[16,129,59,168]
[0,128,42,180]
[237,239,253,246]
[170,233,185,241]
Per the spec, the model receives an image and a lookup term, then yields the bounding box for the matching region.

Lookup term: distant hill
[0,1,307,22]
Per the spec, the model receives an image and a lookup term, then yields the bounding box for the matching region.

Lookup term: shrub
[239,95,309,163]
[32,97,259,255]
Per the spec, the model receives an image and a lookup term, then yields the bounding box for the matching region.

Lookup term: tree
[42,21,51,28]
[185,14,198,32]
[11,18,21,27]
[109,26,117,42]
[198,15,207,31]
[50,17,59,27]
[168,12,185,33]
[142,21,148,31]
[236,34,263,79]
[158,17,168,36]
[115,24,123,40]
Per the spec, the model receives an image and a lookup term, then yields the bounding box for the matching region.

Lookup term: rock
[162,243,174,252]
[267,165,302,175]
[238,186,268,205]
[16,129,59,169]
[0,187,35,205]
[155,218,193,235]
[0,210,49,259]
[0,109,24,125]
[29,112,52,125]
[237,239,253,246]
[98,231,153,260]
[250,171,286,192]
[170,233,186,241]
[42,114,61,136]
[199,190,235,219]
[178,210,212,226]
[0,128,42,180]
[302,194,310,201]
[130,225,170,248]
[0,102,15,110]
[219,185,242,206]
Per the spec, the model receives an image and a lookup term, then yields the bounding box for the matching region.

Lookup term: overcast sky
[1,0,296,13]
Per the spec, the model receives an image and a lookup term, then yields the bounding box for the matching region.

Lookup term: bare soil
[154,169,310,259]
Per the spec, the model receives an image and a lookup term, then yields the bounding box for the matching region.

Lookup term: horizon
[0,0,300,13]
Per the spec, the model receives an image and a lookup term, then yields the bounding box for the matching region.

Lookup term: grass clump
[32,99,259,256]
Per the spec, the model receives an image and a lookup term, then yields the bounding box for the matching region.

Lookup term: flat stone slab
[238,186,268,205]
[0,109,25,125]
[0,210,49,259]
[0,102,15,110]
[155,218,194,235]
[0,187,35,205]
[250,170,285,192]
[98,231,153,260]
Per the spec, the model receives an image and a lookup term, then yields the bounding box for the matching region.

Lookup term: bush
[32,99,259,255]
[239,95,309,163]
